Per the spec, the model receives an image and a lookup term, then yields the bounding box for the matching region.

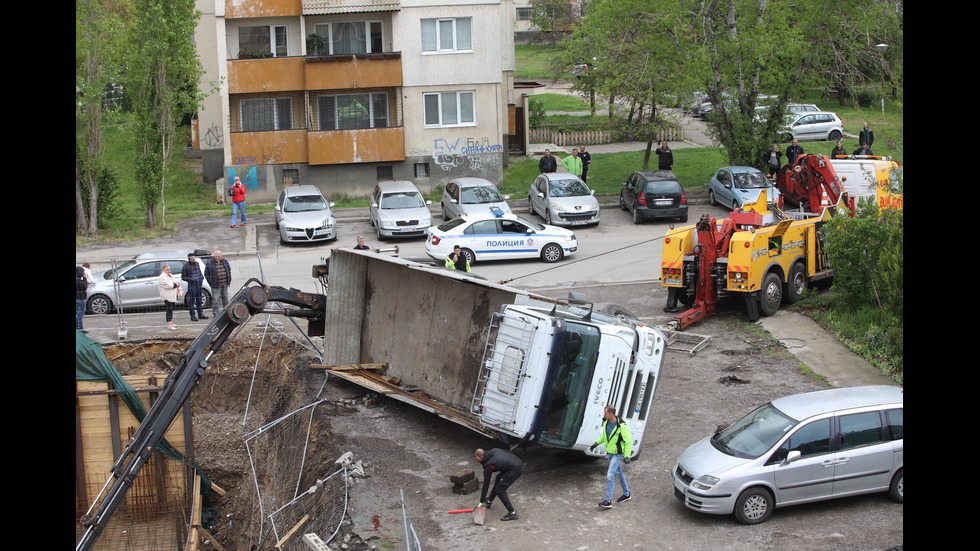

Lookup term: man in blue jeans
[590,405,632,508]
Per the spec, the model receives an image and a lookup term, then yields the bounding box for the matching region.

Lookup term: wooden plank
[275,514,309,548]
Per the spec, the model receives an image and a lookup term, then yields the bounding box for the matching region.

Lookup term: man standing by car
[786,139,804,165]
[204,250,232,318]
[561,149,583,177]
[579,145,592,183]
[445,245,471,273]
[475,448,524,522]
[538,149,557,173]
[655,141,673,170]
[182,253,207,321]
[591,405,632,509]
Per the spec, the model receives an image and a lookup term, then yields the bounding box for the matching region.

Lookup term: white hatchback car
[274,185,337,244]
[426,210,577,264]
[440,177,511,220]
[370,181,433,240]
[781,111,844,143]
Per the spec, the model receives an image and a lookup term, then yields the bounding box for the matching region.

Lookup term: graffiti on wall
[202,123,223,147]
[226,166,259,190]
[234,145,282,166]
[432,137,503,172]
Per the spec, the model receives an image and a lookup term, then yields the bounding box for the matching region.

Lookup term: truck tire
[785,262,807,304]
[601,304,640,322]
[759,272,783,317]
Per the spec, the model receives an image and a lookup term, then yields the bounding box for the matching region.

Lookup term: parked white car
[274,185,337,244]
[441,177,511,220]
[780,111,844,142]
[370,181,432,240]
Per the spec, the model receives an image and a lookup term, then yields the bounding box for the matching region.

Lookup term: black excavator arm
[76,280,325,551]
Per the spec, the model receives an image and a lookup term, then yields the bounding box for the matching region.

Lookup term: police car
[426,208,578,264]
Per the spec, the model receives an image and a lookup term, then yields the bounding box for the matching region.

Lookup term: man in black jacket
[538,149,557,173]
[475,448,524,521]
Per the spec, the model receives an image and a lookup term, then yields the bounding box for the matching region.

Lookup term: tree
[127,0,205,229]
[76,0,127,236]
[560,0,690,168]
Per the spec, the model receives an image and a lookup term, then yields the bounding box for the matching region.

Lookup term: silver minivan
[672,385,903,524]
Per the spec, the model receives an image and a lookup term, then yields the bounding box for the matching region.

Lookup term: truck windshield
[539,322,600,447]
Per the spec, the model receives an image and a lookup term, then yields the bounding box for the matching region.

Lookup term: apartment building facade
[193,0,517,202]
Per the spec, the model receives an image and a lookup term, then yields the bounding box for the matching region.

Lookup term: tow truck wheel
[759,273,783,316]
[785,263,806,304]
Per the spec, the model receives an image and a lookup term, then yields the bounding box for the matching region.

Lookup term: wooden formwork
[75,375,197,550]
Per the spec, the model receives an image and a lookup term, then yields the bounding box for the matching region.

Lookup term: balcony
[228,53,402,95]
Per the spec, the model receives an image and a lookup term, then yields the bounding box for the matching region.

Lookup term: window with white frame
[423,91,475,127]
[420,17,472,53]
[240,98,293,131]
[318,92,389,131]
[239,25,287,57]
[312,22,384,55]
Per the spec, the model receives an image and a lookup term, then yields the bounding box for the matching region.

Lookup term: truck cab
[472,299,666,458]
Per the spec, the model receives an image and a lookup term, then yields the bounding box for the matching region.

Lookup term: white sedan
[426,210,578,264]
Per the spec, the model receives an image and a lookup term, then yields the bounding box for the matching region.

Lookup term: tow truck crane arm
[774,154,854,213]
[76,280,326,551]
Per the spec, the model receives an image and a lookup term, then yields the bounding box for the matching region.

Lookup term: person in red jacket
[227,176,247,227]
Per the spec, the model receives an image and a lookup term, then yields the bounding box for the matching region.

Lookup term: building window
[377,166,393,181]
[239,26,287,57]
[240,98,293,131]
[516,7,533,21]
[421,18,472,53]
[317,92,389,131]
[415,163,430,178]
[312,22,384,55]
[283,169,299,186]
[423,91,475,127]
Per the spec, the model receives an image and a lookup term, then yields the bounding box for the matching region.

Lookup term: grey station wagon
[672,385,903,524]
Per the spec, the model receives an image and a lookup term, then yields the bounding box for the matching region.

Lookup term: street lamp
[875,43,888,121]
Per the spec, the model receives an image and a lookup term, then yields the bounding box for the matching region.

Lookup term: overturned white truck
[321,249,667,458]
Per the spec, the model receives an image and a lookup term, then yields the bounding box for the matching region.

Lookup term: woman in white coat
[158,264,183,330]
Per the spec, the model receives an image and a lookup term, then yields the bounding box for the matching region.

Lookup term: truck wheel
[785,262,806,303]
[541,243,564,263]
[734,487,774,525]
[601,304,640,322]
[759,273,783,316]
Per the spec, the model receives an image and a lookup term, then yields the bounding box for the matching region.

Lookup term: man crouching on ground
[475,448,524,521]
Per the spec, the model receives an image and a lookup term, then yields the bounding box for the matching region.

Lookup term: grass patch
[514,44,562,80]
[532,93,592,112]
[503,147,727,197]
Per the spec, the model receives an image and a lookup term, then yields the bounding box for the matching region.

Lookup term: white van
[830,158,903,210]
[672,385,903,524]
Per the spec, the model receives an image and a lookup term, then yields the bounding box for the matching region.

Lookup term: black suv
[619,170,688,223]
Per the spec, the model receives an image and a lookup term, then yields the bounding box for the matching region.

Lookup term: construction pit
[76,331,396,551]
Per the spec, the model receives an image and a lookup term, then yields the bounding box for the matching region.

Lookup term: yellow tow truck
[660,190,843,329]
